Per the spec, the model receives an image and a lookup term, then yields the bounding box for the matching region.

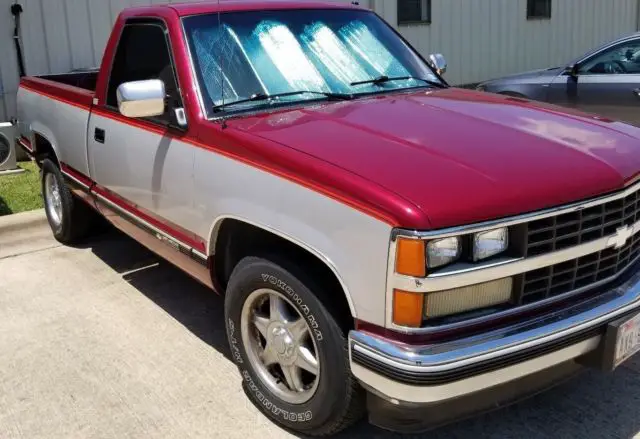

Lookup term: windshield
[183,9,441,116]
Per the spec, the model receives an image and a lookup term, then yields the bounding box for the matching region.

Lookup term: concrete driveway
[2,211,640,439]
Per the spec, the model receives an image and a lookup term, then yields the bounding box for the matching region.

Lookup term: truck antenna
[217,0,228,129]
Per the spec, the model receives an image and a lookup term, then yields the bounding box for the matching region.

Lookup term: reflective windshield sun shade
[299,22,369,89]
[193,26,240,104]
[254,20,328,93]
[338,20,410,79]
[183,9,440,116]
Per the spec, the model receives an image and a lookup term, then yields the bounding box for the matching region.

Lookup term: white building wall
[0,0,638,120]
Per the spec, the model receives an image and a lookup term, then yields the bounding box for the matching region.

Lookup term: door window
[106,21,182,125]
[580,39,640,75]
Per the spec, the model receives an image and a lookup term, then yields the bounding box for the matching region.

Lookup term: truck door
[87,19,200,241]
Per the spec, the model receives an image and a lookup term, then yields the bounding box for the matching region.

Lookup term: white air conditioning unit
[0,122,19,173]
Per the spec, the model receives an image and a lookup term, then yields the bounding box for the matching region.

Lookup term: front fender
[193,148,392,327]
[208,214,356,316]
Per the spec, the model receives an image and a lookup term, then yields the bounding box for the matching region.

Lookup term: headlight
[427,237,461,268]
[473,228,508,261]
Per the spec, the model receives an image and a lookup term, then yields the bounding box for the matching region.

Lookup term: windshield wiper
[350,75,446,89]
[213,90,354,112]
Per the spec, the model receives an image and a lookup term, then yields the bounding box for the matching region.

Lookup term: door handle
[634,89,640,99]
[94,128,105,144]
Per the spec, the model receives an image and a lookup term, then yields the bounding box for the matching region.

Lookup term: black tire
[41,159,95,244]
[225,256,365,436]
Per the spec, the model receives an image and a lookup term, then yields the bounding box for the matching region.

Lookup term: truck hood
[232,88,640,229]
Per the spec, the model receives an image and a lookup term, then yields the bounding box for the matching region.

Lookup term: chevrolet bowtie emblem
[608,225,634,249]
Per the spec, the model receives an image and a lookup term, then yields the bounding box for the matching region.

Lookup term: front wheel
[224,256,365,436]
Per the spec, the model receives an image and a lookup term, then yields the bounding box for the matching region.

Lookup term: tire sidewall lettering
[260,274,323,342]
[242,370,312,422]
[227,318,243,364]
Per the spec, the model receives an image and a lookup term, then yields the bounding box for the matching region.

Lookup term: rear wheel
[225,256,365,436]
[42,159,96,244]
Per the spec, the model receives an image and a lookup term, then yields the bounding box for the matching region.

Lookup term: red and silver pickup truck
[15,1,640,435]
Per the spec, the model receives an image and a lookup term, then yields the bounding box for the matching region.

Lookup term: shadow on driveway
[82,229,232,363]
[82,230,640,439]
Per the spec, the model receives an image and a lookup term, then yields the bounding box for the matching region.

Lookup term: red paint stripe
[185,137,400,226]
[18,136,33,153]
[91,107,398,225]
[92,107,168,136]
[28,87,397,226]
[20,83,92,110]
[60,163,92,187]
[60,162,206,254]
[90,106,397,224]
[93,184,206,254]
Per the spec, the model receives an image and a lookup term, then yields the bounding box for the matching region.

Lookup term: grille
[519,231,640,304]
[526,190,640,257]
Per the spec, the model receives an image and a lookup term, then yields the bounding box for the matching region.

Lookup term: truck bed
[18,72,97,180]
[37,70,99,92]
[20,72,96,110]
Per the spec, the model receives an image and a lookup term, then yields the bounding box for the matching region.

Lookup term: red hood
[231,88,640,230]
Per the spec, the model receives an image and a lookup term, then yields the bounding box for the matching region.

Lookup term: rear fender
[30,123,61,163]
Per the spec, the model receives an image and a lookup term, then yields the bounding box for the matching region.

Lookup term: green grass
[0,161,43,216]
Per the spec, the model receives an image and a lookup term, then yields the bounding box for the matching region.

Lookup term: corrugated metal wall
[0,0,638,120]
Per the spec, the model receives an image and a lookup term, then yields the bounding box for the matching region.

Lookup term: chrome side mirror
[117,79,165,118]
[428,53,447,76]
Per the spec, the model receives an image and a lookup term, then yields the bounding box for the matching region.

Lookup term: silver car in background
[477,33,640,126]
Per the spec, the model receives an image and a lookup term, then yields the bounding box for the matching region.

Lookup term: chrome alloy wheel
[241,289,320,404]
[44,172,63,231]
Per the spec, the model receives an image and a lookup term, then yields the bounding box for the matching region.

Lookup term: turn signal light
[395,238,426,277]
[392,289,425,328]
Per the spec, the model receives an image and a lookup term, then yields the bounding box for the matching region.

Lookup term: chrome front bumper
[349,267,640,404]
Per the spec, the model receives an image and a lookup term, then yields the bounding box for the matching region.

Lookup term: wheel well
[214,219,354,333]
[33,133,58,167]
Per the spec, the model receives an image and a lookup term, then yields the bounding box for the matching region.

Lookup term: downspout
[10,3,26,78]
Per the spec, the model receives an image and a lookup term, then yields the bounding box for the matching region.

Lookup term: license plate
[614,313,640,368]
